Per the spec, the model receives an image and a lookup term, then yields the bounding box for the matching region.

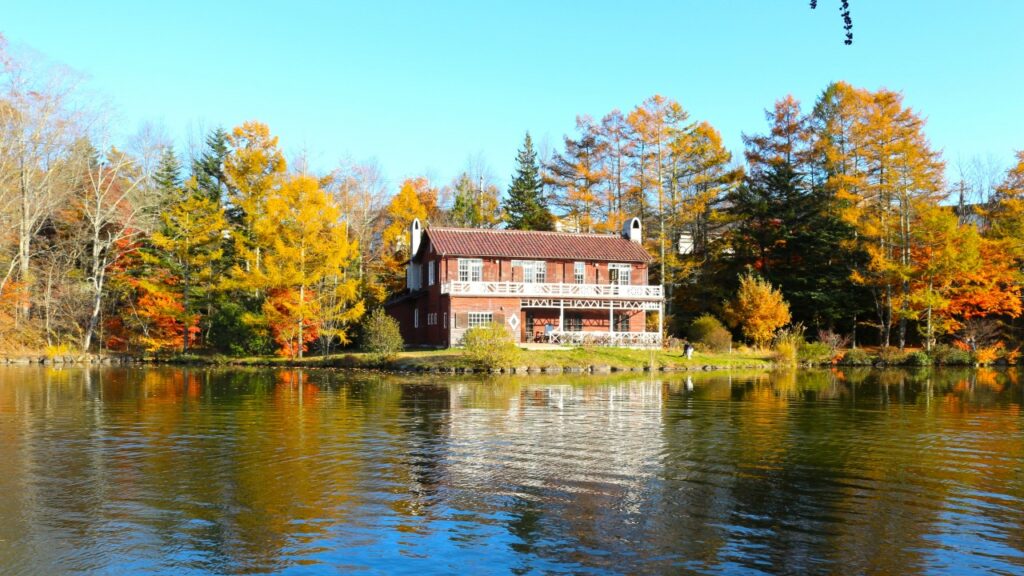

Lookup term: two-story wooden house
[385,217,664,348]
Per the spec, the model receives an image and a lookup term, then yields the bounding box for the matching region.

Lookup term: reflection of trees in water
[1,367,1022,574]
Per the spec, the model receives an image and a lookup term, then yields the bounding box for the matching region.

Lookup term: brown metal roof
[422,227,653,263]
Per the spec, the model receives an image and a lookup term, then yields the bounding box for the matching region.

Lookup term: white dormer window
[574,262,585,284]
[428,260,436,286]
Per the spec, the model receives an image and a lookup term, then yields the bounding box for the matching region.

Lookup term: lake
[0,366,1021,575]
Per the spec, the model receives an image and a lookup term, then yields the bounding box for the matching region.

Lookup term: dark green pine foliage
[503,132,555,231]
[153,147,185,208]
[727,161,867,332]
[192,127,230,204]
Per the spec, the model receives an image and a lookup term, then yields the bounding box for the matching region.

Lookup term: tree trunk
[298,283,304,359]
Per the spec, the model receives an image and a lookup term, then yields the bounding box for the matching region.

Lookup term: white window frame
[513,260,546,283]
[574,261,585,284]
[443,312,448,328]
[609,263,631,286]
[458,258,482,282]
[468,312,493,328]
[414,308,419,328]
[428,260,436,286]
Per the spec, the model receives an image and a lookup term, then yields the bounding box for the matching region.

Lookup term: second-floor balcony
[440,281,664,300]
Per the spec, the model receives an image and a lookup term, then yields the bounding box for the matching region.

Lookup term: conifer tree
[193,127,230,203]
[449,172,500,228]
[504,132,554,230]
[153,146,184,205]
[147,190,227,352]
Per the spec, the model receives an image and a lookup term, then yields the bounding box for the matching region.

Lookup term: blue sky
[3,1,1022,191]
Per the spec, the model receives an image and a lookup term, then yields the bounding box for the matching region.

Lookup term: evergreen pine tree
[192,127,230,204]
[503,132,554,230]
[153,146,185,214]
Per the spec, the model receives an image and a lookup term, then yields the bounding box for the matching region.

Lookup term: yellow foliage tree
[234,174,364,357]
[984,151,1024,251]
[148,191,227,352]
[379,178,431,295]
[724,273,792,348]
[224,121,287,275]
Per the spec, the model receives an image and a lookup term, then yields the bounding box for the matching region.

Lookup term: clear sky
[2,1,1022,191]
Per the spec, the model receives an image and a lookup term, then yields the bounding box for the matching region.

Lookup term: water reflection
[0,367,1021,574]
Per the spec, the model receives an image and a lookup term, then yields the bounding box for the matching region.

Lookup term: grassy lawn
[166,346,773,371]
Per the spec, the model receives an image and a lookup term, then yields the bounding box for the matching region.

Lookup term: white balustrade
[545,330,662,348]
[440,281,663,300]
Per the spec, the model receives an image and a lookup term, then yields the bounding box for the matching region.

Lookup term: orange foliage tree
[723,273,792,348]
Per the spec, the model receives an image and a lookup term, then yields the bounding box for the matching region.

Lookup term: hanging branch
[810,0,854,45]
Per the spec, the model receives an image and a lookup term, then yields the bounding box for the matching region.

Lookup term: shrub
[462,322,520,368]
[360,308,404,363]
[687,314,732,352]
[773,329,804,365]
[905,351,932,366]
[838,348,874,366]
[877,346,907,366]
[44,343,75,359]
[931,343,972,366]
[817,329,850,357]
[798,341,832,364]
[974,344,1002,366]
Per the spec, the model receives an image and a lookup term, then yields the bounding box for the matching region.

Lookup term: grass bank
[143,347,774,373]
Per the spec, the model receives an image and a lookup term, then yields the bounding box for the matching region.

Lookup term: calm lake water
[0,367,1022,575]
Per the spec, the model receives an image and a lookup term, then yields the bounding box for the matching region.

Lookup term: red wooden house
[385,217,664,348]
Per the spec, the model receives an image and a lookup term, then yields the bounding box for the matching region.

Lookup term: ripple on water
[0,366,1021,575]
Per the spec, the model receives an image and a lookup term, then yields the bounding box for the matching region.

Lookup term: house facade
[384,218,664,348]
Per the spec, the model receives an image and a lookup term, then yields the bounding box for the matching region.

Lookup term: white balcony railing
[440,281,663,300]
[547,330,662,348]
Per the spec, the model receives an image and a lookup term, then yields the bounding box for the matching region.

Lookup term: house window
[443,312,448,328]
[458,258,482,282]
[609,263,631,285]
[565,314,583,332]
[468,312,493,328]
[428,261,436,286]
[414,308,419,328]
[513,260,545,283]
[614,313,630,332]
[574,262,585,284]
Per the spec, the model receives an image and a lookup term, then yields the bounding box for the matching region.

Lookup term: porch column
[559,299,564,331]
[658,301,664,345]
[609,300,614,334]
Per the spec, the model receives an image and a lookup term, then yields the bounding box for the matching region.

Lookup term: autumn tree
[224,121,286,276]
[147,190,226,352]
[546,116,606,232]
[0,43,83,321]
[504,132,554,230]
[235,173,363,358]
[984,151,1024,249]
[379,177,431,296]
[76,145,156,351]
[723,273,792,349]
[329,159,390,308]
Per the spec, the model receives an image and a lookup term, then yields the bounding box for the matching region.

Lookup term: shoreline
[0,349,776,374]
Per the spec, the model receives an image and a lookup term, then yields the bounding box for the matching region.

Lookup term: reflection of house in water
[442,380,667,531]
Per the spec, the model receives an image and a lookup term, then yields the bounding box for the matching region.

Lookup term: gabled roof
[421,227,652,263]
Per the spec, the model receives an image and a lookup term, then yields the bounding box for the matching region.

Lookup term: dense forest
[2,36,1022,358]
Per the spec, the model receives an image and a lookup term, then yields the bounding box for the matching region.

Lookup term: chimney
[410,218,422,257]
[622,217,642,244]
